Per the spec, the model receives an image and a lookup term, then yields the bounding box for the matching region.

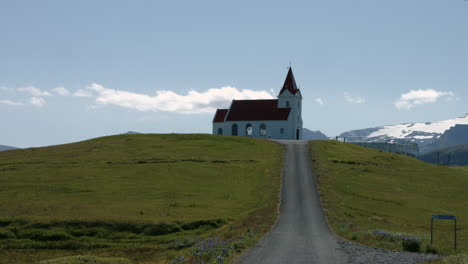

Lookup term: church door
[296,129,300,140]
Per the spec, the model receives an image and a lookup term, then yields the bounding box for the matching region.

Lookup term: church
[212,68,303,140]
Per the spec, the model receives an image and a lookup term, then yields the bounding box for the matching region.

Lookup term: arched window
[286,101,290,108]
[217,128,223,135]
[245,123,253,136]
[232,124,238,136]
[260,123,267,136]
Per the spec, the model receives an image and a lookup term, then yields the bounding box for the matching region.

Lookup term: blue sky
[1,0,467,148]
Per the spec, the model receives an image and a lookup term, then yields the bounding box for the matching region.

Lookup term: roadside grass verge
[310,140,468,256]
[0,134,282,263]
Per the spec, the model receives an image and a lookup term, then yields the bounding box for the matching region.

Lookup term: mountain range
[302,128,329,140]
[420,143,468,166]
[338,114,468,153]
[0,145,18,152]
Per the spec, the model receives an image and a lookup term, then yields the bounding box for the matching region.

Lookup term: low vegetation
[0,134,282,264]
[310,141,468,257]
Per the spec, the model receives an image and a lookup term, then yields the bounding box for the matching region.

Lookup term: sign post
[431,215,457,250]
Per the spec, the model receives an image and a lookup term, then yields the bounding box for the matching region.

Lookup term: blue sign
[432,215,456,220]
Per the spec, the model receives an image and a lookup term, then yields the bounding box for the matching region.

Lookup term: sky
[1,0,467,148]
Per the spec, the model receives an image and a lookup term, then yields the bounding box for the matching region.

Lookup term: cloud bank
[86,83,275,114]
[29,97,46,107]
[394,89,454,110]
[0,99,23,106]
[52,86,71,96]
[344,92,366,104]
[17,86,52,97]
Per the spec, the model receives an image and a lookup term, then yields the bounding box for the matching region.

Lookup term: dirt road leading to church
[238,140,346,264]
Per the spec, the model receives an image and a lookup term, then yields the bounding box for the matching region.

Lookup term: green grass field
[310,140,468,256]
[0,134,282,264]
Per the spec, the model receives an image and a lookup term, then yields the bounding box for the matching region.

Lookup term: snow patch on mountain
[338,114,468,148]
[367,114,468,139]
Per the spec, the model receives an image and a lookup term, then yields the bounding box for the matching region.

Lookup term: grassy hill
[0,134,282,264]
[310,140,468,256]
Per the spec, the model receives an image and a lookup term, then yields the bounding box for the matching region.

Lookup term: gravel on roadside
[337,239,440,264]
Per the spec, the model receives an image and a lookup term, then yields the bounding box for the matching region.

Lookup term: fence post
[455,218,457,250]
[431,218,433,245]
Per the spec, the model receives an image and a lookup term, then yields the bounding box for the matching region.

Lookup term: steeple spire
[279,67,299,95]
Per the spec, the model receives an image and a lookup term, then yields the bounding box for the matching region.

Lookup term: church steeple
[279,67,300,95]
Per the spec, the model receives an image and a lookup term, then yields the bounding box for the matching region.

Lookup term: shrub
[144,223,181,236]
[20,230,72,241]
[0,230,15,239]
[180,219,225,231]
[425,244,438,254]
[169,237,197,250]
[402,237,421,252]
[69,227,109,238]
[0,220,11,227]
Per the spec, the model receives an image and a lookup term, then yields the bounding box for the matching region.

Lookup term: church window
[260,123,267,136]
[280,128,284,134]
[245,123,253,136]
[217,128,223,135]
[286,101,290,108]
[232,124,238,136]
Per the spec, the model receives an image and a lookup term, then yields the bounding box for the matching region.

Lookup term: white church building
[212,68,303,140]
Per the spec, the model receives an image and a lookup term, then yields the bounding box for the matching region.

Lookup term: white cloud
[17,86,52,97]
[29,97,46,107]
[344,92,366,104]
[0,86,12,91]
[73,89,94,97]
[52,86,71,96]
[315,97,325,105]
[0,99,23,106]
[85,83,275,114]
[394,89,454,110]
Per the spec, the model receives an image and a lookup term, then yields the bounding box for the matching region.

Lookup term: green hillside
[310,141,468,256]
[0,134,282,264]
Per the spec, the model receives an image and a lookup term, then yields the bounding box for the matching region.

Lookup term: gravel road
[237,140,439,264]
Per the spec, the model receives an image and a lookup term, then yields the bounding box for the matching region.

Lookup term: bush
[144,223,181,236]
[0,230,15,239]
[180,219,225,231]
[425,244,438,254]
[20,230,72,241]
[402,237,421,252]
[168,237,197,250]
[69,227,109,238]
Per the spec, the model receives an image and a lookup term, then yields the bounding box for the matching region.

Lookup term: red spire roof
[278,67,300,95]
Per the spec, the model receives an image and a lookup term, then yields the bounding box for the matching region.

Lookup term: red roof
[279,67,300,95]
[213,109,228,123]
[224,99,290,121]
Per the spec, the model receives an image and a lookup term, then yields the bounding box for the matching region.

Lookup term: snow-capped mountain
[338,114,468,151]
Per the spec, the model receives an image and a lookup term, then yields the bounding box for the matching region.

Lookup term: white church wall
[222,120,291,139]
[213,123,224,135]
[278,91,303,140]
